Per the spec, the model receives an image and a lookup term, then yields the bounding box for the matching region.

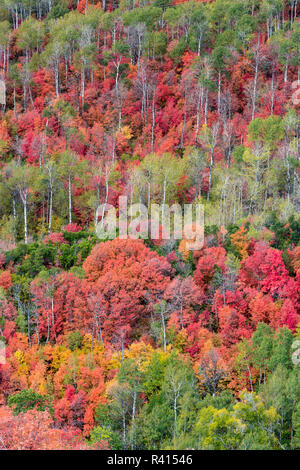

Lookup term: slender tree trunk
[151,92,156,151]
[180,91,187,148]
[197,31,203,56]
[55,63,59,97]
[270,68,275,115]
[207,147,215,201]
[284,61,288,82]
[252,61,258,120]
[195,87,202,143]
[51,296,56,339]
[160,304,167,352]
[217,71,221,112]
[81,68,85,111]
[122,413,126,449]
[23,194,28,244]
[204,87,208,125]
[131,391,137,450]
[68,173,72,224]
[48,182,53,234]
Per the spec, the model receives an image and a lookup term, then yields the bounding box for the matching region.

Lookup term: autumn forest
[0,0,300,451]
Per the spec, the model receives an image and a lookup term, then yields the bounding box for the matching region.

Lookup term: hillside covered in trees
[0,0,300,451]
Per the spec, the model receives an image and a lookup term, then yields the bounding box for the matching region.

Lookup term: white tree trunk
[68,173,72,224]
